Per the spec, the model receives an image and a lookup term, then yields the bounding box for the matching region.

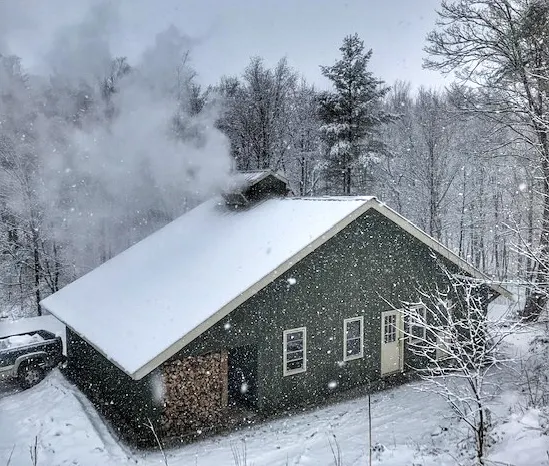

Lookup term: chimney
[222,170,292,208]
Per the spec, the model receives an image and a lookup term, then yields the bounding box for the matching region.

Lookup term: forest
[0,0,548,319]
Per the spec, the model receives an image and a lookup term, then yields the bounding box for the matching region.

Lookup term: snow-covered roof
[41,196,372,379]
[41,196,511,380]
[241,170,284,185]
[223,169,289,195]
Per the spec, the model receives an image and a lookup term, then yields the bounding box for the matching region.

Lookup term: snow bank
[488,408,549,466]
[0,371,132,466]
[2,364,548,465]
[0,369,462,466]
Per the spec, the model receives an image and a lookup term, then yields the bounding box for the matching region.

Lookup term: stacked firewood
[159,352,228,437]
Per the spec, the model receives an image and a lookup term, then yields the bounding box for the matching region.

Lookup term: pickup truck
[0,330,64,388]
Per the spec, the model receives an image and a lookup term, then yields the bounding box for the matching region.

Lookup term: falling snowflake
[224,322,231,330]
[287,277,297,286]
[328,380,338,389]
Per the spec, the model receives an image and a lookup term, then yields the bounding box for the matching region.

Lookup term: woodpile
[159,351,228,437]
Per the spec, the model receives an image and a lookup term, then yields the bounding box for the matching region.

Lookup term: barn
[40,170,511,445]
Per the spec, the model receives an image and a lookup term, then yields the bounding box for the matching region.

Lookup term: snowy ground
[0,370,468,466]
[1,304,548,465]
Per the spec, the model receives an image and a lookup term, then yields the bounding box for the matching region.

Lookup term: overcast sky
[0,0,448,89]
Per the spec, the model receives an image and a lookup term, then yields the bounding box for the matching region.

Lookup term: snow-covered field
[0,370,472,466]
[1,306,548,465]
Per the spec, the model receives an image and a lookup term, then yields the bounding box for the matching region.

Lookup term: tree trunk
[345,166,352,195]
[459,170,467,257]
[522,136,549,321]
[31,228,42,316]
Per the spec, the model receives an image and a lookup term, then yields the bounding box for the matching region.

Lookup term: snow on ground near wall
[0,370,462,466]
[0,371,134,466]
[0,315,66,354]
[1,365,548,464]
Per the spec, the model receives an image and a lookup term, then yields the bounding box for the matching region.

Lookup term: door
[228,345,258,408]
[381,310,403,376]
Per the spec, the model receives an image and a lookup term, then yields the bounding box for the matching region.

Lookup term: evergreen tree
[319,33,392,194]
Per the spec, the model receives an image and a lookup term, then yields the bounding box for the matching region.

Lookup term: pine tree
[319,34,392,195]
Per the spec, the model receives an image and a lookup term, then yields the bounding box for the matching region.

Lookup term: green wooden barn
[40,170,511,445]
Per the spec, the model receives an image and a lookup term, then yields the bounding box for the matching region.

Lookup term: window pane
[409,307,425,341]
[411,324,423,339]
[284,328,306,374]
[287,340,303,352]
[287,331,303,341]
[287,359,303,371]
[346,338,361,356]
[346,320,361,339]
[384,315,396,343]
[411,308,424,324]
[286,350,303,361]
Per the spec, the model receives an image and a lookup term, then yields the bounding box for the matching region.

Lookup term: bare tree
[217,57,297,172]
[392,269,519,464]
[425,0,549,320]
[286,80,323,196]
[0,55,67,314]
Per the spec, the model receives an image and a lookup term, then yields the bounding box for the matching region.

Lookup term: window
[343,316,364,361]
[408,305,427,343]
[283,327,306,376]
[436,300,454,360]
[384,313,397,343]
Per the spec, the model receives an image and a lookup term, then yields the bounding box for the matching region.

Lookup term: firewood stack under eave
[159,352,228,437]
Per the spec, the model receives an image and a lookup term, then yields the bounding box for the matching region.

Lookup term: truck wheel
[18,363,45,389]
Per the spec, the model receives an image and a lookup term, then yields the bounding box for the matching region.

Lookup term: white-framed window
[343,316,364,361]
[283,327,306,376]
[408,305,427,343]
[436,299,455,360]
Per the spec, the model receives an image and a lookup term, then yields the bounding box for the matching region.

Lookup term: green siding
[169,209,463,412]
[254,209,456,410]
[65,329,160,444]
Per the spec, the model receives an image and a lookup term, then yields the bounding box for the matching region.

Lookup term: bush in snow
[392,267,521,465]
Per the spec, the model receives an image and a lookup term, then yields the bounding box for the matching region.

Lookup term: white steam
[1,1,232,274]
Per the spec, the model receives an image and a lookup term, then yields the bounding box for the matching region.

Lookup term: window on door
[283,327,306,376]
[383,313,397,343]
[343,316,364,361]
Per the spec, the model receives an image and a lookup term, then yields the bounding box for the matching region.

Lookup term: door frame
[380,309,404,376]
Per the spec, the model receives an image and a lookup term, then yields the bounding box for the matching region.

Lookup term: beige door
[381,310,403,375]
